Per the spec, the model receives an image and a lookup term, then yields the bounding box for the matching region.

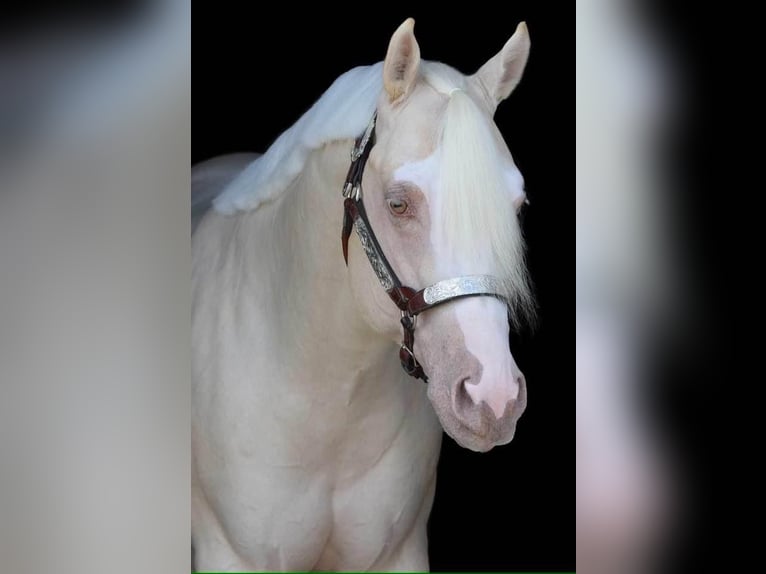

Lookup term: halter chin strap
[342,112,507,382]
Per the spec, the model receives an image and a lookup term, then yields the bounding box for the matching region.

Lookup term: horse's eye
[387,198,409,215]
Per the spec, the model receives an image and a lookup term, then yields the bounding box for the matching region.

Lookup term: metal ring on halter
[400,309,417,330]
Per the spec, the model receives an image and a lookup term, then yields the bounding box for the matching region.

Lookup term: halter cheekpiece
[341,112,508,383]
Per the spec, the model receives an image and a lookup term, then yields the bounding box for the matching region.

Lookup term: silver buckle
[342,183,361,201]
[400,309,417,330]
[399,344,421,375]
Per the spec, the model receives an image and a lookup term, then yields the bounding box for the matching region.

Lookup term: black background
[194,4,572,571]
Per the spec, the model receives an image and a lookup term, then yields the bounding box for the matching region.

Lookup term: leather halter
[342,113,508,382]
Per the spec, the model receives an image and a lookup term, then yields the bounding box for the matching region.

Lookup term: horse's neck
[235,140,397,392]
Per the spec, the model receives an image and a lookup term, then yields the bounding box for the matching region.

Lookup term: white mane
[213,63,383,214]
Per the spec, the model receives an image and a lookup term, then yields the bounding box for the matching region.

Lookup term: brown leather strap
[341,201,354,265]
[399,314,427,381]
[343,196,429,380]
[343,198,402,290]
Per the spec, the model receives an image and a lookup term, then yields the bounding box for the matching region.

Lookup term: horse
[192,18,534,572]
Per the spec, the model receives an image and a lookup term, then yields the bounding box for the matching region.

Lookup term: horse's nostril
[452,377,475,417]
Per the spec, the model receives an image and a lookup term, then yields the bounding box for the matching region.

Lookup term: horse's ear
[473,22,530,110]
[383,18,421,103]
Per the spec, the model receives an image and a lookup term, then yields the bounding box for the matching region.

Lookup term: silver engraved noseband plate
[423,275,506,306]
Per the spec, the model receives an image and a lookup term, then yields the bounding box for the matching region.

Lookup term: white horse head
[344,19,534,452]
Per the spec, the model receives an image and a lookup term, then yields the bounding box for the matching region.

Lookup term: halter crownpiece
[341,112,509,382]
